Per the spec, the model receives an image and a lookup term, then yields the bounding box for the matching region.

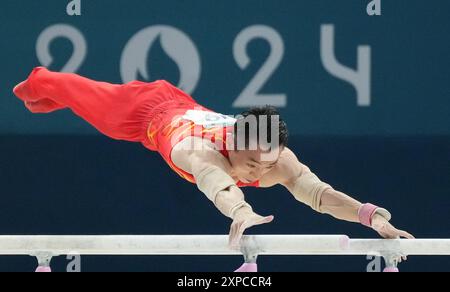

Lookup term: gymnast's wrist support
[196,165,253,218]
[291,172,333,213]
[229,201,253,220]
[196,165,236,202]
[358,203,392,228]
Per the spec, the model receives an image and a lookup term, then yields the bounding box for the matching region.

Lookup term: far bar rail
[0,235,449,272]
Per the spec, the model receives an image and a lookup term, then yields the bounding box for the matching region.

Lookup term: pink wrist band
[358,203,380,227]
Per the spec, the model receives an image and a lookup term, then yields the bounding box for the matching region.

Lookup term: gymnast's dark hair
[233,105,289,149]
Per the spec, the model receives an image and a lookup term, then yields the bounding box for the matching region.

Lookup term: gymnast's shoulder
[259,148,309,188]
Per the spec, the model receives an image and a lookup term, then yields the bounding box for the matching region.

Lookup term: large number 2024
[36,24,286,108]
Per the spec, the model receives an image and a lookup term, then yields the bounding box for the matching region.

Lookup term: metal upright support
[33,252,53,273]
[382,253,400,273]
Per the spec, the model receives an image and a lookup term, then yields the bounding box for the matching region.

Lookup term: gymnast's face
[227,147,282,184]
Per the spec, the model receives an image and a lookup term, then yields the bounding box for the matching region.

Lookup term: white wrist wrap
[292,172,333,213]
[196,166,236,203]
[229,201,253,219]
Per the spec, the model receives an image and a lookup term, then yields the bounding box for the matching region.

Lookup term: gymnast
[13,67,414,250]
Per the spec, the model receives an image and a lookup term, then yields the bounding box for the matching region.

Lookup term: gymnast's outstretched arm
[263,148,414,240]
[171,137,274,248]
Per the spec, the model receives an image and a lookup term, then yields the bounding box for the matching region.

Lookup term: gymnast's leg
[13,67,154,142]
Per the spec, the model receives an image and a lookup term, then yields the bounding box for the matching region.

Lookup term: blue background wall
[0,0,449,271]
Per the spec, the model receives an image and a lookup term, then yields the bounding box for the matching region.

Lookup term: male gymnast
[13,67,414,250]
